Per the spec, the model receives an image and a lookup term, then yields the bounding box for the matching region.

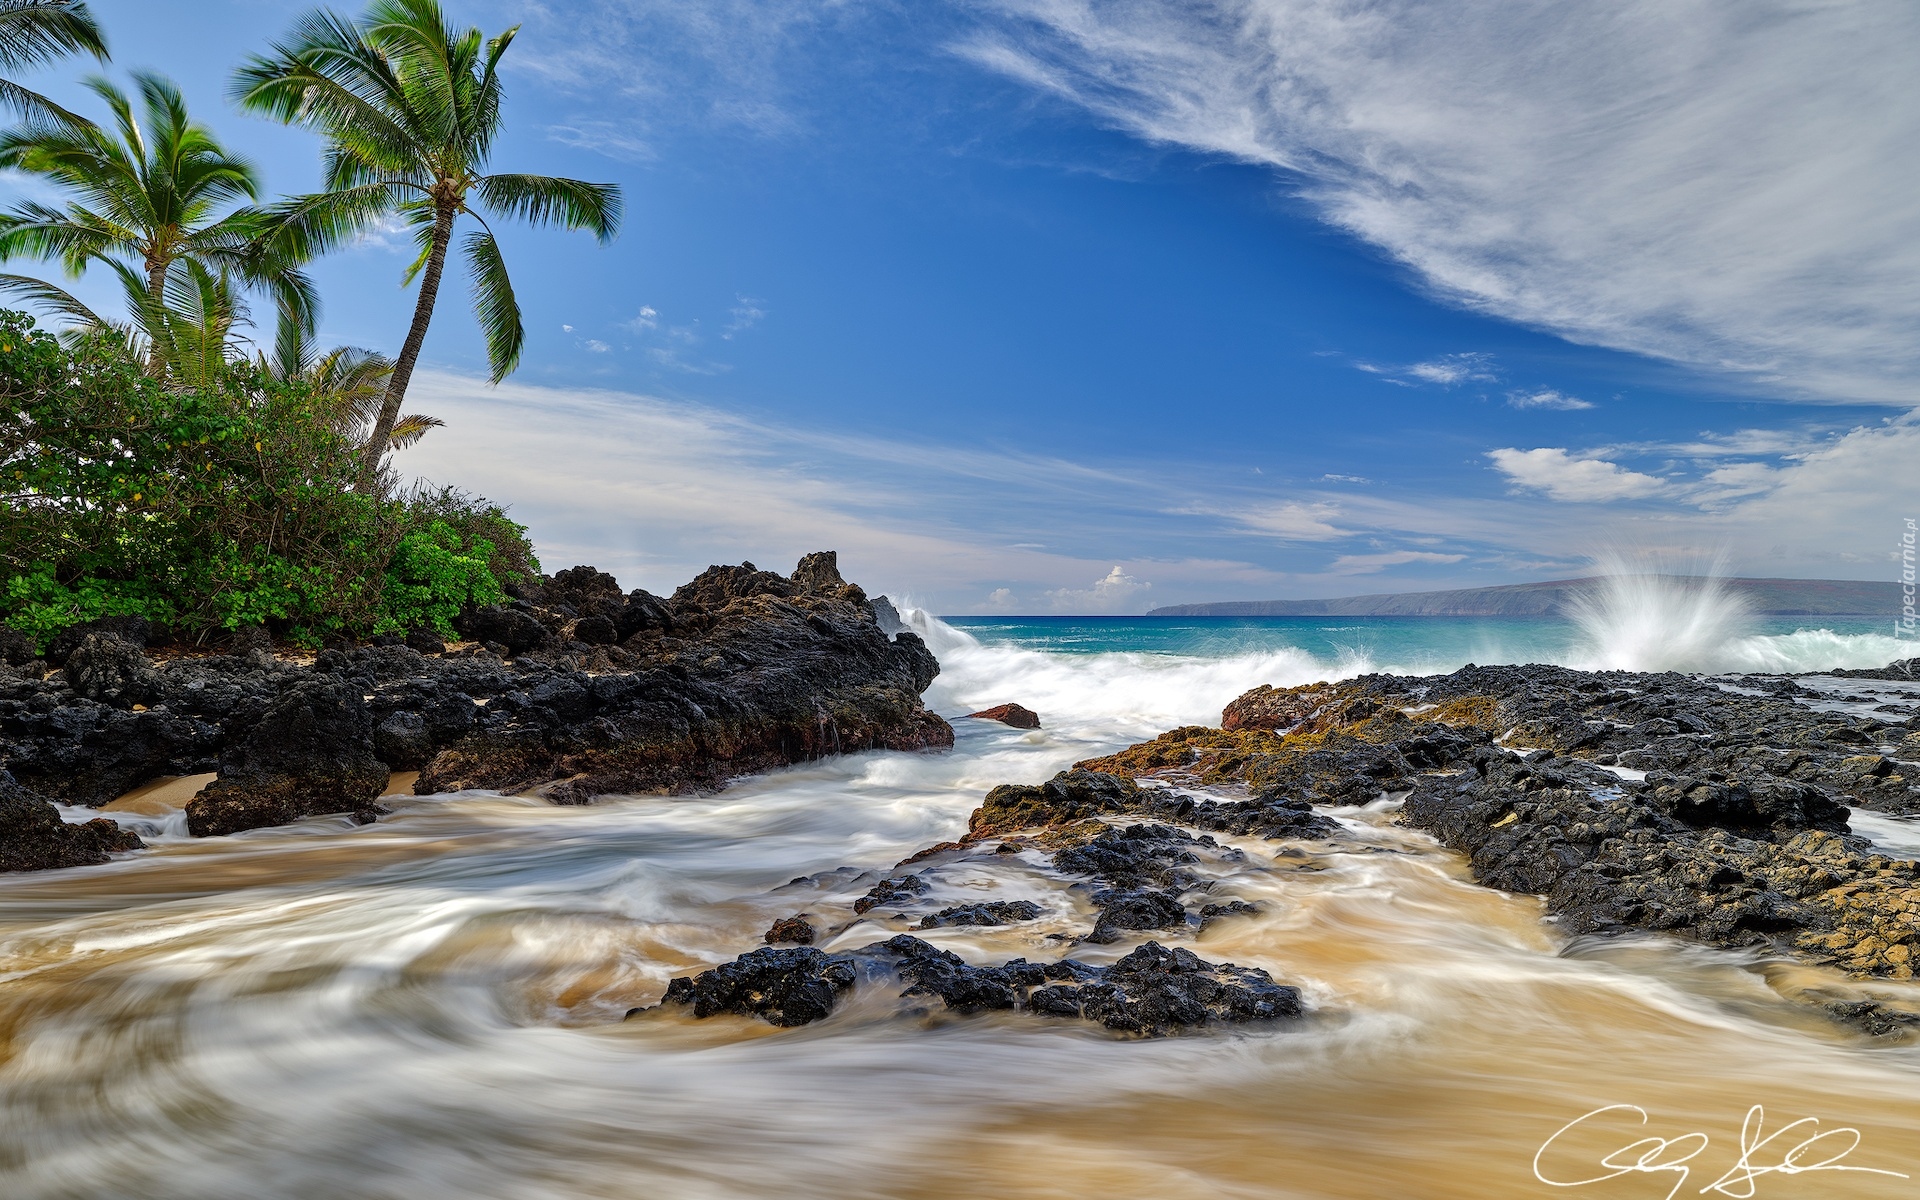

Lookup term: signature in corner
[1533,1104,1910,1199]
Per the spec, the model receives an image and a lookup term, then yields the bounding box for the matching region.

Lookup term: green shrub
[0,309,537,647]
[377,520,507,638]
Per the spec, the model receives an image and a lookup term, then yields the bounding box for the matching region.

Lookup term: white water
[1,590,1916,1198]
[1567,570,1909,674]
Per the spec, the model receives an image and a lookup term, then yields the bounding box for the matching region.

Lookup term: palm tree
[0,71,317,374]
[231,0,622,481]
[0,0,107,126]
[265,325,443,459]
[2,251,277,392]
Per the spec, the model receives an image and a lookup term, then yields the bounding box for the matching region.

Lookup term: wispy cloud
[546,120,656,163]
[1350,352,1497,388]
[1207,500,1351,541]
[1406,354,1497,386]
[965,1,1920,404]
[1507,388,1592,411]
[1328,550,1466,575]
[722,296,767,339]
[1486,447,1669,502]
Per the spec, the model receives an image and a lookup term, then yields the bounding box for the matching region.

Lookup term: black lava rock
[853,873,932,915]
[915,899,1044,929]
[1,770,142,872]
[657,946,856,1026]
[186,677,390,837]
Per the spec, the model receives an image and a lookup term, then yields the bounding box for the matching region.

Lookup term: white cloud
[583,339,611,353]
[622,306,660,333]
[1215,500,1350,541]
[546,120,656,163]
[1406,354,1497,386]
[386,373,1916,607]
[1507,388,1592,411]
[1320,473,1369,484]
[1046,565,1150,612]
[967,1,1920,403]
[1328,550,1466,575]
[723,297,767,339]
[1486,447,1669,503]
[986,587,1017,610]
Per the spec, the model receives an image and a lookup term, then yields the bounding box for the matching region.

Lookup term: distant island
[1146,576,1898,618]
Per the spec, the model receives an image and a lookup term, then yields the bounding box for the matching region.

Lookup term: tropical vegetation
[0,0,617,650]
[234,0,621,478]
[0,0,105,125]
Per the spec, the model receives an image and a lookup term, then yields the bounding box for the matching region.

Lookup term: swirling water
[2,605,1918,1198]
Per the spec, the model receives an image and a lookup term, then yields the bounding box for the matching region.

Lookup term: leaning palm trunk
[362,203,452,484]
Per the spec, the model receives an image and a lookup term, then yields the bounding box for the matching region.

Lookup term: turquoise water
[942,613,1896,666]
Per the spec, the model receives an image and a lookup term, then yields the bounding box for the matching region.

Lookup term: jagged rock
[1053,823,1207,892]
[0,554,952,849]
[966,703,1041,729]
[571,614,618,645]
[404,628,447,655]
[657,946,856,1026]
[1198,899,1260,928]
[870,595,908,638]
[1069,942,1303,1034]
[790,550,849,593]
[44,615,152,666]
[643,933,1308,1037]
[968,770,1146,841]
[615,589,673,640]
[0,627,36,667]
[1086,889,1190,943]
[914,899,1043,929]
[544,565,624,614]
[0,769,142,872]
[373,710,433,770]
[61,632,158,707]
[853,873,932,914]
[765,914,817,944]
[1221,683,1337,731]
[185,677,389,837]
[456,605,551,656]
[226,624,273,659]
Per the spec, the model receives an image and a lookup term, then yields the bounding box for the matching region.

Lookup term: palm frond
[0,0,106,68]
[0,269,102,325]
[385,411,442,449]
[474,173,621,242]
[462,225,520,382]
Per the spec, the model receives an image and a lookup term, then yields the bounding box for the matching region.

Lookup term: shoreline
[1,552,952,869]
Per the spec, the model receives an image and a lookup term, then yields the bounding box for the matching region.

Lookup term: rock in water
[1072,942,1304,1034]
[914,900,1043,929]
[657,947,856,1026]
[765,914,817,944]
[185,677,389,837]
[966,703,1042,729]
[646,935,1308,1036]
[0,770,142,871]
[853,874,932,914]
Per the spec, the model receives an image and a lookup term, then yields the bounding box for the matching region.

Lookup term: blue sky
[9,1,1918,611]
